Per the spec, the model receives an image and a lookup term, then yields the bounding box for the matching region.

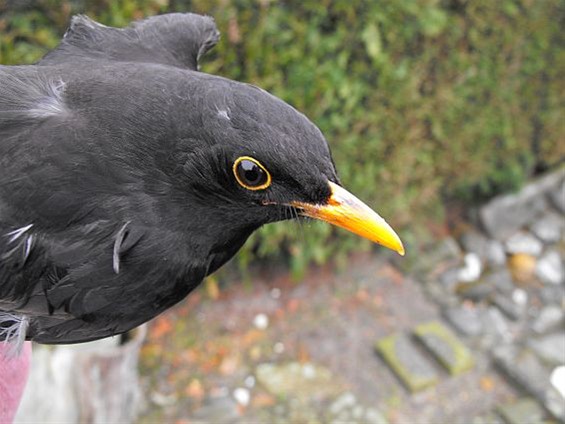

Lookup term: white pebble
[253,313,269,329]
[270,288,281,299]
[302,363,315,379]
[273,342,285,354]
[458,253,482,282]
[550,366,565,399]
[512,288,528,306]
[233,387,250,406]
[244,375,255,388]
[536,250,564,285]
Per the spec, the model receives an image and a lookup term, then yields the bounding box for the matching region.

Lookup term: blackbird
[0,13,403,345]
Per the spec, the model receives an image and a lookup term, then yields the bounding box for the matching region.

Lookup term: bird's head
[168,76,404,256]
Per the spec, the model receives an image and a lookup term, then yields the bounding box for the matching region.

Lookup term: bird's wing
[38,13,220,71]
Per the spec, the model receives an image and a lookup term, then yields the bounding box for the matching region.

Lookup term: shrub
[1,0,562,275]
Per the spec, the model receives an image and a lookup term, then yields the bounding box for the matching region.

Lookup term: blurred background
[1,0,564,423]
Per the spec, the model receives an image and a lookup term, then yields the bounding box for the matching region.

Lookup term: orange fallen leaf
[287,298,300,312]
[480,376,495,392]
[252,393,276,408]
[376,264,404,285]
[297,344,310,363]
[151,316,173,339]
[243,329,264,346]
[356,288,370,302]
[220,355,239,376]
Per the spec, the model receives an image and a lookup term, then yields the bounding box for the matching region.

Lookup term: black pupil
[238,160,265,186]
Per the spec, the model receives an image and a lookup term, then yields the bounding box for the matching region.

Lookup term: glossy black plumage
[0,14,338,343]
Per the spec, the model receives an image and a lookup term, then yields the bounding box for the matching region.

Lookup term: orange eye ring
[233,156,272,191]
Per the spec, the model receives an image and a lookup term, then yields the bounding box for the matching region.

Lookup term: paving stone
[532,305,565,334]
[444,306,484,337]
[256,362,337,400]
[549,177,565,213]
[496,398,545,424]
[505,231,544,256]
[375,333,439,392]
[536,250,564,285]
[479,171,562,239]
[528,333,565,366]
[413,321,475,375]
[492,291,527,321]
[530,212,564,244]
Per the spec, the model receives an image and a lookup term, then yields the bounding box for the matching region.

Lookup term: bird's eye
[233,156,271,190]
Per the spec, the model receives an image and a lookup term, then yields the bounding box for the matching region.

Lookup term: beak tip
[397,245,405,256]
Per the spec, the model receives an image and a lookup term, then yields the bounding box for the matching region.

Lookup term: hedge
[1,0,562,276]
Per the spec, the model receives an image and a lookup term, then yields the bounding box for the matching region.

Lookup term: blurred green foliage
[1,0,563,275]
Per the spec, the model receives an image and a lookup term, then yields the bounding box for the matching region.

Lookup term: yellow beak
[290,181,405,256]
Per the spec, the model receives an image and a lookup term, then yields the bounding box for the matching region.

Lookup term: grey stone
[494,346,565,422]
[415,238,462,275]
[536,250,564,285]
[492,292,526,321]
[486,240,507,268]
[549,177,565,213]
[528,333,565,366]
[505,231,544,256]
[540,285,565,306]
[484,269,514,293]
[544,387,565,424]
[457,280,495,301]
[329,392,356,415]
[494,346,550,397]
[444,306,484,337]
[482,307,512,343]
[191,395,240,424]
[532,305,564,334]
[479,171,562,239]
[460,232,506,268]
[496,398,545,424]
[440,267,461,292]
[460,231,490,257]
[530,212,564,244]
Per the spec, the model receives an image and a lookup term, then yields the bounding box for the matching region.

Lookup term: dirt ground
[138,252,518,424]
